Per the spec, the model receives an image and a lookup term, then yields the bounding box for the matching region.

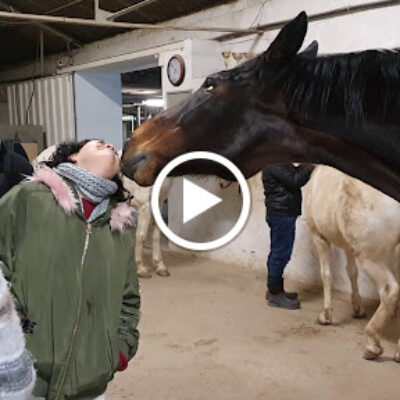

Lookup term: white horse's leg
[151,182,170,277]
[395,336,400,362]
[360,258,399,360]
[151,217,170,277]
[136,205,152,279]
[345,251,365,318]
[313,233,333,325]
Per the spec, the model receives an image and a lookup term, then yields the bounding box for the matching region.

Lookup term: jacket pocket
[106,331,119,375]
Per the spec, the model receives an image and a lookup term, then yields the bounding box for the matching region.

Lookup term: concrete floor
[108,252,400,400]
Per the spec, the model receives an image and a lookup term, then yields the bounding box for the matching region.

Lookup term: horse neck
[295,114,400,172]
[290,122,400,204]
[279,51,400,172]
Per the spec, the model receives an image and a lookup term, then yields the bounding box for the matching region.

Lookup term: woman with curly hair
[0,139,140,400]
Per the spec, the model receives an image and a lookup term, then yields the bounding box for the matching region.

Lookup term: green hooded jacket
[0,167,140,399]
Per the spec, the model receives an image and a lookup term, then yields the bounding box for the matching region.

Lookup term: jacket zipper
[55,223,92,400]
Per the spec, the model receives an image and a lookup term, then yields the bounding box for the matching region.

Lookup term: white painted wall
[164,40,223,90]
[74,72,122,150]
[160,39,224,106]
[168,176,245,244]
[222,2,400,55]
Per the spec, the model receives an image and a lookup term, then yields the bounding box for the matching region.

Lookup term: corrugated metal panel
[7,74,76,146]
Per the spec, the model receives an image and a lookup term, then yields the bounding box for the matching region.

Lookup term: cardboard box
[21,143,39,162]
[0,124,46,153]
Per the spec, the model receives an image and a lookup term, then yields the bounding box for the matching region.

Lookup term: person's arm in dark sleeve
[12,142,29,161]
[1,151,33,192]
[8,152,33,185]
[269,165,314,190]
[292,165,315,187]
[0,185,28,318]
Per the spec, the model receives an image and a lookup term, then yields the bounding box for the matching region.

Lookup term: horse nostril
[121,159,136,179]
[121,153,147,179]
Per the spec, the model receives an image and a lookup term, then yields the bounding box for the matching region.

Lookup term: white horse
[34,145,172,279]
[305,165,400,361]
[122,175,172,278]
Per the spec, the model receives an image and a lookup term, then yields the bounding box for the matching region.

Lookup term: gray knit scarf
[55,163,118,222]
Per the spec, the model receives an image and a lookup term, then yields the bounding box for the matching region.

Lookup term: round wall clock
[167,55,186,86]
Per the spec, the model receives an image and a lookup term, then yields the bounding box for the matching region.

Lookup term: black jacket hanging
[0,139,33,198]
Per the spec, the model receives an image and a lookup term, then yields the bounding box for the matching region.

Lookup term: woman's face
[69,140,120,179]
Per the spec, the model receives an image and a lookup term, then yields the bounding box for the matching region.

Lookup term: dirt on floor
[107,251,400,400]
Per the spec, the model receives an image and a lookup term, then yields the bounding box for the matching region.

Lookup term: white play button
[151,151,251,251]
[183,178,222,224]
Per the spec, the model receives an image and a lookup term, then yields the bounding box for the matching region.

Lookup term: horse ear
[264,11,308,61]
[298,40,318,59]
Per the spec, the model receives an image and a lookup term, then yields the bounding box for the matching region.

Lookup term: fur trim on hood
[28,166,136,231]
[110,202,137,232]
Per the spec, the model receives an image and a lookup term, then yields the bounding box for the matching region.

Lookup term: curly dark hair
[45,140,90,168]
[44,139,128,202]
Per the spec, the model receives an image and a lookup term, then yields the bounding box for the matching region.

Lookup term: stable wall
[74,72,122,149]
[222,1,400,55]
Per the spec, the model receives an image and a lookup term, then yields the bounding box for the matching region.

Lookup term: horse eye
[204,78,216,92]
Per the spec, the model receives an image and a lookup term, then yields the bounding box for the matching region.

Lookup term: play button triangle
[183,178,222,224]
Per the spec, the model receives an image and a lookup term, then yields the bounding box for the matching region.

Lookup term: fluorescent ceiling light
[122,88,161,95]
[143,98,164,107]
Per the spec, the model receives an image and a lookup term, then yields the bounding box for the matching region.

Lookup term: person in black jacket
[0,139,33,198]
[262,164,314,309]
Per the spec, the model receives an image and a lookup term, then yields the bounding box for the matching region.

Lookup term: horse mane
[277,49,400,124]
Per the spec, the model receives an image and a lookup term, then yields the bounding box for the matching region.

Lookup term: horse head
[121,12,312,186]
[122,12,400,203]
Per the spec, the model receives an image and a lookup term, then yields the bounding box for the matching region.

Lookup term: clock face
[167,55,185,86]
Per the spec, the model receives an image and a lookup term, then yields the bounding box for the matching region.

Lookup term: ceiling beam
[94,0,112,21]
[44,0,84,15]
[106,0,159,21]
[0,1,83,47]
[0,10,263,34]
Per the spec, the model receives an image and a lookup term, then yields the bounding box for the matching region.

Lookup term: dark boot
[267,292,300,310]
[285,291,298,300]
[267,281,298,300]
[265,291,298,300]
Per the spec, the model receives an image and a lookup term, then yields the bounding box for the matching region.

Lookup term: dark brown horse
[122,11,400,202]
